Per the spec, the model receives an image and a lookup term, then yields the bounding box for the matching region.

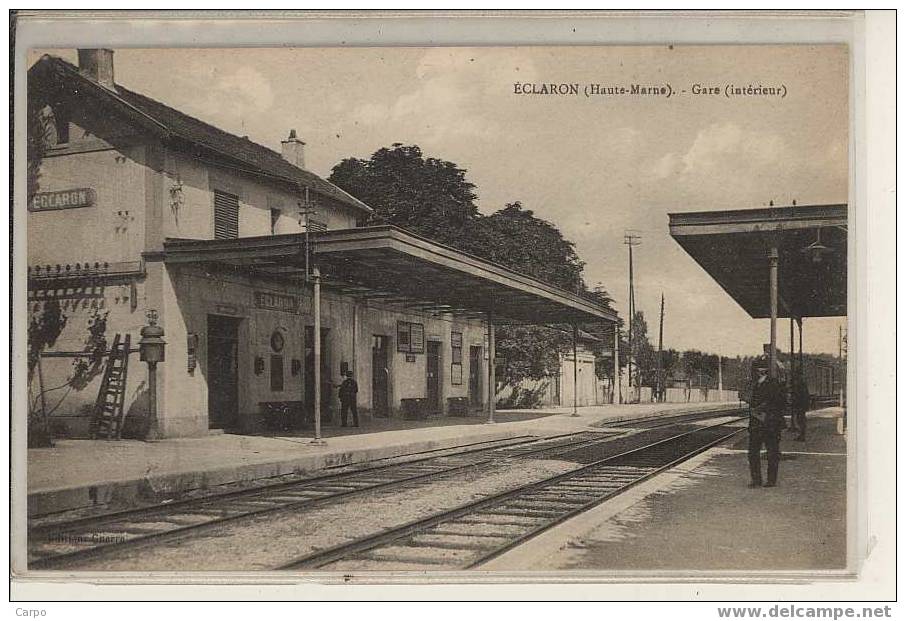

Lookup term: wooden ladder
[90,334,132,440]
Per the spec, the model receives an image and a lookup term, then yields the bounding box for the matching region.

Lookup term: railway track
[29,406,744,570]
[278,417,746,571]
[608,405,743,429]
[28,430,618,568]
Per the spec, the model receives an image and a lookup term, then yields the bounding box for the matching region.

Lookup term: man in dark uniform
[747,359,786,487]
[338,370,359,428]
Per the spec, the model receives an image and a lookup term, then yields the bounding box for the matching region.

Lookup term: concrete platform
[484,407,847,573]
[27,401,741,518]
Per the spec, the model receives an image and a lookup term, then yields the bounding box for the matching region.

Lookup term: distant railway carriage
[801,357,840,407]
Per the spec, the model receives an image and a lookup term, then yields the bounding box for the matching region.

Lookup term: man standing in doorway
[746,359,785,488]
[339,370,359,428]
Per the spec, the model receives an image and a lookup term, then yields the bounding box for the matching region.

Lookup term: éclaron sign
[29,188,96,212]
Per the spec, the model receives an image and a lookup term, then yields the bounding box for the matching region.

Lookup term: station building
[26,50,617,439]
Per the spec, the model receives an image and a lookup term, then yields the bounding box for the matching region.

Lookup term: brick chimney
[77,49,116,90]
[280,129,306,170]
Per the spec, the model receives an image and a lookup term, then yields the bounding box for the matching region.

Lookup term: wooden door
[426,341,441,415]
[207,315,241,429]
[371,335,389,417]
[469,346,483,407]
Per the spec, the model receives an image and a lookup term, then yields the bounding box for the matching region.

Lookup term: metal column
[768,246,779,378]
[571,323,579,416]
[614,322,621,404]
[486,310,496,424]
[311,266,325,444]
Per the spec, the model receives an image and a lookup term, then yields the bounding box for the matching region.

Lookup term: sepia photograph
[9,11,893,604]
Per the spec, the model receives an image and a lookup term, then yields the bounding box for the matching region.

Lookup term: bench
[258,401,304,431]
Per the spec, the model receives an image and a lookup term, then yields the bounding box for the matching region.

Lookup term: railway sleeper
[551,483,626,492]
[504,499,584,511]
[408,534,511,550]
[356,546,470,565]
[483,507,564,519]
[524,492,598,504]
[456,514,543,527]
[151,512,219,525]
[429,525,527,538]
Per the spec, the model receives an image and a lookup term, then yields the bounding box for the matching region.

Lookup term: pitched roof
[29,55,372,214]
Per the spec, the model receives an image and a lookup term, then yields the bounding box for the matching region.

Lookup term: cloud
[348,48,538,143]
[215,66,275,112]
[172,65,276,139]
[680,122,785,176]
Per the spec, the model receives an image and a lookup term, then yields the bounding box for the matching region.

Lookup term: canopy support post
[571,324,579,416]
[311,266,325,445]
[768,246,779,378]
[614,322,621,404]
[486,309,496,424]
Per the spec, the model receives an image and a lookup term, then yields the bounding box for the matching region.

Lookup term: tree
[329,144,481,244]
[477,202,586,293]
[329,144,616,398]
[629,311,657,388]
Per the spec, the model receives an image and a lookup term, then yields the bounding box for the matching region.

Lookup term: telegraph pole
[656,292,664,402]
[624,231,641,400]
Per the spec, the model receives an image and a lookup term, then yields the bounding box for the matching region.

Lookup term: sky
[31,46,849,356]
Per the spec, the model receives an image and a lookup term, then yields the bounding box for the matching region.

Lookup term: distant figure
[746,360,786,488]
[338,370,359,428]
[791,371,811,442]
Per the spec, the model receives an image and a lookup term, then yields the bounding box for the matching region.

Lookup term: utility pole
[656,292,664,402]
[717,355,723,392]
[624,231,641,400]
[839,323,847,407]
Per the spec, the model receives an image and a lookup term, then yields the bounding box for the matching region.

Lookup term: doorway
[207,315,242,429]
[371,335,390,417]
[426,340,442,415]
[304,326,331,424]
[469,346,483,408]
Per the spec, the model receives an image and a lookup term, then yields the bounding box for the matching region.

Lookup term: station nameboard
[29,188,96,212]
[255,291,300,314]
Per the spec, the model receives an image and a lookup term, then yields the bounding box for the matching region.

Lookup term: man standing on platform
[746,359,786,488]
[338,370,359,428]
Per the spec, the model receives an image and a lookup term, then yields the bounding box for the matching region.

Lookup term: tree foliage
[329,144,615,390]
[476,202,586,293]
[329,144,480,243]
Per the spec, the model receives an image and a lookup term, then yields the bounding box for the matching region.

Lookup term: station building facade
[27,50,616,439]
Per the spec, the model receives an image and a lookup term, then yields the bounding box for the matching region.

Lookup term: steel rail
[277,417,746,570]
[463,423,746,568]
[28,430,619,569]
[608,405,744,429]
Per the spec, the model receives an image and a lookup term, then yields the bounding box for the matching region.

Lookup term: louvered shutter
[214,190,239,239]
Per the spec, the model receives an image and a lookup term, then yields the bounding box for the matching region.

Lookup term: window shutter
[214,190,239,239]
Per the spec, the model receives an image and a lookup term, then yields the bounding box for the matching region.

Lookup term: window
[451,332,463,386]
[270,208,281,235]
[270,355,284,392]
[214,190,239,239]
[451,332,463,364]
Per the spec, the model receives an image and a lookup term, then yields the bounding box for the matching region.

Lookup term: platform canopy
[163,225,617,325]
[669,204,847,319]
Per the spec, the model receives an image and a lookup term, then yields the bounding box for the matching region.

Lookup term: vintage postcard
[10,11,891,604]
